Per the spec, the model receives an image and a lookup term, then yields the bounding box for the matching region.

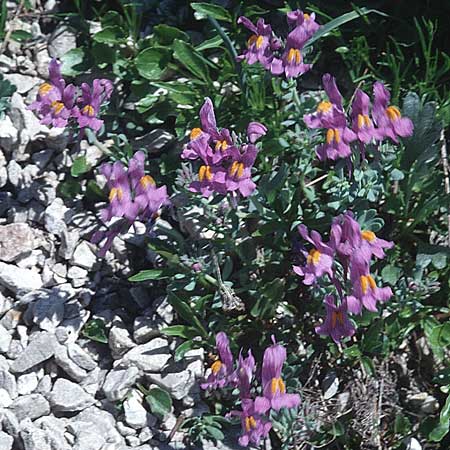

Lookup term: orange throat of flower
[229,161,244,179]
[306,248,321,265]
[317,101,332,114]
[331,311,344,328]
[247,35,264,49]
[39,83,53,97]
[82,104,95,117]
[51,101,64,114]
[211,360,222,375]
[271,377,286,395]
[109,187,123,202]
[140,175,155,189]
[190,128,202,140]
[215,140,228,152]
[360,274,377,294]
[287,48,301,64]
[198,165,213,182]
[245,416,257,432]
[361,230,376,242]
[326,128,341,144]
[357,114,372,129]
[386,105,401,121]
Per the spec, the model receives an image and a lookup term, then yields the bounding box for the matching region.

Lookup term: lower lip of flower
[245,416,257,432]
[326,128,341,144]
[307,248,321,265]
[332,311,344,327]
[357,114,372,129]
[109,187,123,201]
[211,360,222,374]
[82,104,96,117]
[287,48,301,64]
[39,83,53,96]
[361,230,376,242]
[229,161,244,178]
[199,165,213,182]
[140,175,156,189]
[271,377,286,395]
[51,101,64,114]
[317,101,332,113]
[386,105,401,121]
[360,274,377,293]
[215,140,228,151]
[190,128,202,140]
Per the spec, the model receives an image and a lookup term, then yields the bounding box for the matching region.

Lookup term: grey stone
[133,316,159,344]
[0,262,42,293]
[0,324,11,352]
[0,369,17,399]
[0,116,17,153]
[54,343,88,381]
[56,310,90,344]
[35,415,71,450]
[138,427,153,444]
[71,241,96,270]
[118,338,171,372]
[49,378,95,412]
[32,148,54,169]
[0,223,34,262]
[147,369,196,401]
[109,325,136,359]
[49,27,77,58]
[20,419,52,450]
[17,372,39,395]
[0,388,12,407]
[67,343,97,370]
[102,367,140,402]
[59,229,79,260]
[23,287,71,331]
[80,367,106,397]
[117,421,137,437]
[0,408,20,437]
[6,339,24,360]
[124,389,147,429]
[4,73,41,93]
[10,393,50,421]
[36,374,52,394]
[10,331,56,373]
[0,431,13,450]
[44,198,69,236]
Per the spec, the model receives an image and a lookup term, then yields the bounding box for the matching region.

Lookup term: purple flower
[293,224,334,285]
[201,332,234,390]
[373,82,413,143]
[360,229,394,259]
[237,17,277,68]
[316,127,357,161]
[304,74,347,129]
[247,122,267,144]
[73,79,113,131]
[261,336,300,411]
[233,350,255,399]
[95,151,169,256]
[228,398,272,447]
[271,26,311,78]
[29,59,76,128]
[351,89,382,143]
[315,295,355,343]
[287,10,320,38]
[348,253,393,314]
[224,144,258,197]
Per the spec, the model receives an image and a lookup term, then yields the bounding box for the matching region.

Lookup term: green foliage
[145,387,172,418]
[0,74,16,118]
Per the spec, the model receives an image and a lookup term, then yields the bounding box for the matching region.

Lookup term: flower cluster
[29,59,113,132]
[304,74,414,161]
[201,333,300,447]
[181,97,266,198]
[92,151,169,256]
[293,211,394,343]
[237,9,320,78]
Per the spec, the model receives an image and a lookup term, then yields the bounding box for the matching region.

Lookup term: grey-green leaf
[145,387,172,418]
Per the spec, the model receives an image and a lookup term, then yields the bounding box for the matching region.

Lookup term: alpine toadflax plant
[182,97,266,199]
[238,9,320,78]
[294,211,394,342]
[92,151,169,256]
[304,74,414,161]
[202,333,300,447]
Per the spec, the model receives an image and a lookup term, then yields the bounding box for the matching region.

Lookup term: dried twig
[0,0,26,55]
[440,129,450,247]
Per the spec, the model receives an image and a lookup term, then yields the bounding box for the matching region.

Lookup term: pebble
[118,338,171,372]
[67,342,97,370]
[147,368,196,401]
[0,324,11,353]
[44,198,70,236]
[124,389,148,429]
[0,431,13,450]
[54,343,88,381]
[49,378,95,412]
[0,369,17,399]
[102,366,140,402]
[10,393,50,420]
[0,262,42,293]
[20,420,52,450]
[10,331,56,373]
[71,241,97,270]
[0,388,12,407]
[17,372,39,395]
[0,223,35,262]
[109,324,136,359]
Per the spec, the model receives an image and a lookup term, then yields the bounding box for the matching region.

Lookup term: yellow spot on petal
[364,115,372,127]
[326,129,334,144]
[331,311,344,328]
[51,101,64,114]
[306,249,321,265]
[109,187,123,202]
[304,13,310,20]
[271,377,286,395]
[287,48,301,64]
[360,275,377,294]
[245,416,257,432]
[317,101,332,113]
[334,128,341,143]
[255,35,264,49]
[82,104,95,117]
[247,35,257,47]
[199,165,213,182]
[229,161,244,179]
[39,83,53,97]
[215,140,228,152]
[211,360,222,374]
[386,105,401,121]
[190,127,202,140]
[361,230,376,242]
[368,275,377,290]
[140,175,155,189]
